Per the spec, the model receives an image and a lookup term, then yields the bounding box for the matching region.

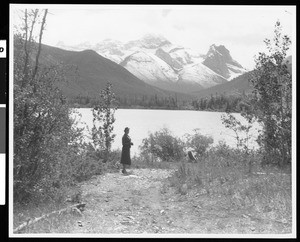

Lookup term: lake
[73,108,261,155]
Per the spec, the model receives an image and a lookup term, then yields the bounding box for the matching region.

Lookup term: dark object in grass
[188,151,197,163]
[122,169,129,175]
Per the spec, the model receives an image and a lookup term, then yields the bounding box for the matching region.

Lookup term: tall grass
[168,141,292,224]
[136,127,291,225]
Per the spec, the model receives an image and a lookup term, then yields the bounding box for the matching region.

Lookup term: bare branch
[13,202,86,233]
[22,9,38,88]
[32,9,48,81]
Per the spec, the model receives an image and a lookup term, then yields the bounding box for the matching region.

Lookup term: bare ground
[67,167,292,235]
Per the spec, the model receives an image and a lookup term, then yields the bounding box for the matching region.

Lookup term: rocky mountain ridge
[36,44,189,101]
[56,34,247,93]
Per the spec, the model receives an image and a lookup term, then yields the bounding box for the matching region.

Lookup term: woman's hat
[124,127,129,132]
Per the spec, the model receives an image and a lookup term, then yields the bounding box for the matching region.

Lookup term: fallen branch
[242,213,291,225]
[13,202,86,233]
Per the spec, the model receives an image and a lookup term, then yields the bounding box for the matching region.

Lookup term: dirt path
[68,168,292,235]
[69,168,180,234]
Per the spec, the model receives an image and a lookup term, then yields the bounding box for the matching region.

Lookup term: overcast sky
[11,4,296,70]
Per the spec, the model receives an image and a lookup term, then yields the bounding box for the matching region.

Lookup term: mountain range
[38,44,187,100]
[14,33,292,108]
[56,34,248,94]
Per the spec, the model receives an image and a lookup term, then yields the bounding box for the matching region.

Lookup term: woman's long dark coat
[120,134,132,165]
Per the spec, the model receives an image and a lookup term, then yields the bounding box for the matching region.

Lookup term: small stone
[180,184,188,195]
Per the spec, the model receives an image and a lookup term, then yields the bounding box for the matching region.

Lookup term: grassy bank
[132,129,292,231]
[166,151,292,230]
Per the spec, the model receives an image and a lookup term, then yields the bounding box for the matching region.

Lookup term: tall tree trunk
[32,9,48,81]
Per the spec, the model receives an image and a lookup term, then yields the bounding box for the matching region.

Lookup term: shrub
[13,9,109,204]
[221,112,256,155]
[13,25,83,203]
[69,143,105,182]
[139,128,186,162]
[184,129,214,159]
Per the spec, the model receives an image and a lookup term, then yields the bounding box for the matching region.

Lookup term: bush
[102,149,123,172]
[13,51,83,203]
[184,129,214,159]
[68,143,104,182]
[13,10,124,210]
[139,128,186,162]
[13,11,96,204]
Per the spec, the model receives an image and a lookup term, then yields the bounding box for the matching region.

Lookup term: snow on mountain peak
[120,51,178,83]
[54,34,247,93]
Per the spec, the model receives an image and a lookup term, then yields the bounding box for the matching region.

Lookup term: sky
[11,4,296,70]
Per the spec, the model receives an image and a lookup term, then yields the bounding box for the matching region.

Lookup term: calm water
[73,108,261,155]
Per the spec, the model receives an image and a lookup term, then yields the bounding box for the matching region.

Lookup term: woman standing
[120,127,133,174]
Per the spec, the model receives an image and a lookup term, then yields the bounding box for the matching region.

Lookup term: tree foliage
[184,129,214,158]
[192,93,247,112]
[13,9,83,203]
[139,128,186,162]
[247,20,292,166]
[221,112,256,155]
[91,82,118,162]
